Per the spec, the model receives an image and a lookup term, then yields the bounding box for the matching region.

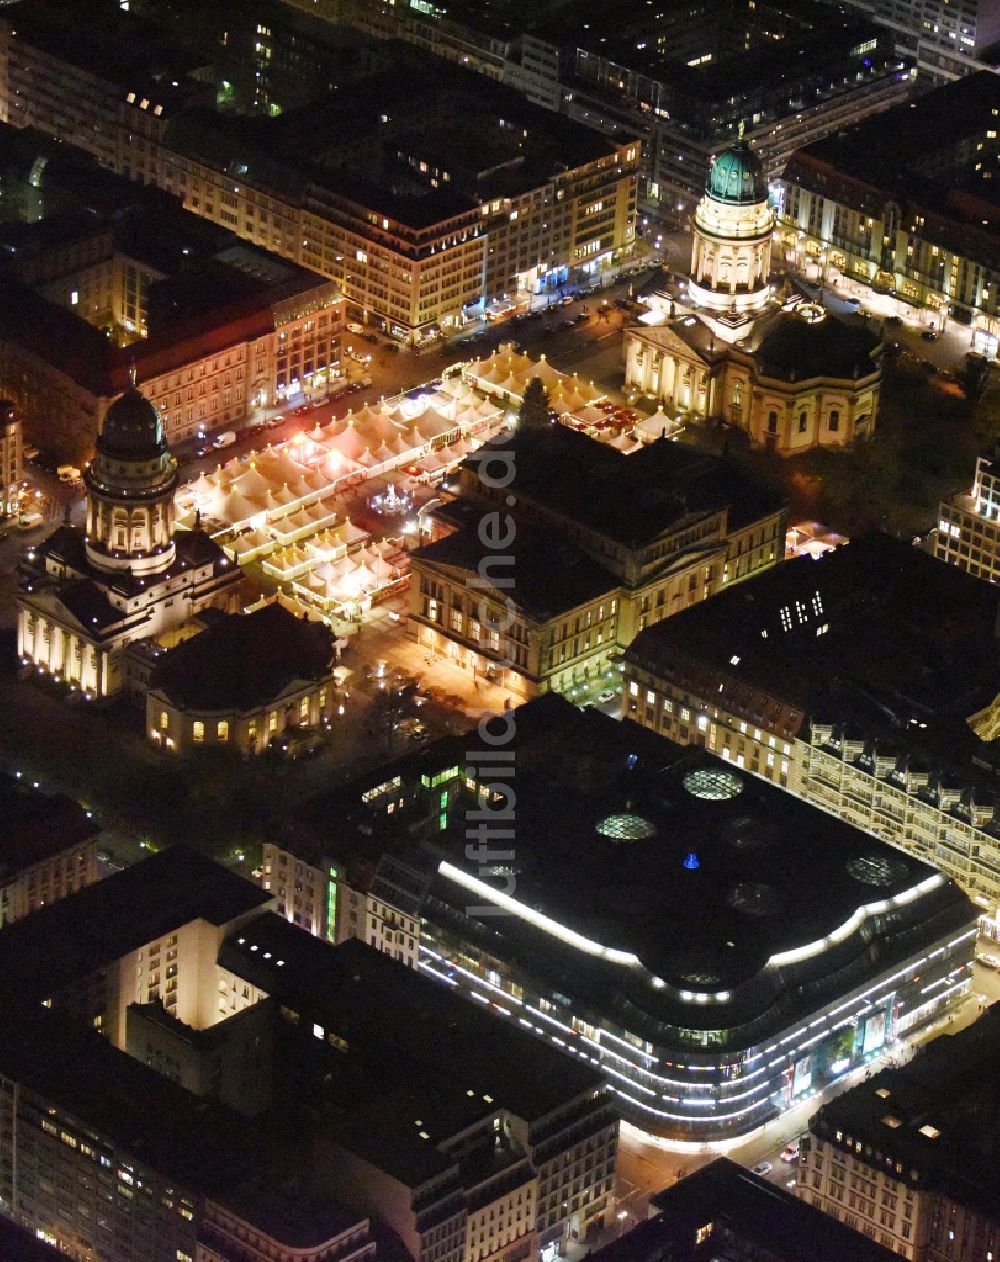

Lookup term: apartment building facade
[799,1007,1000,1259]
[0,6,638,345]
[0,397,20,519]
[935,449,1000,583]
[622,536,1000,921]
[778,72,1000,354]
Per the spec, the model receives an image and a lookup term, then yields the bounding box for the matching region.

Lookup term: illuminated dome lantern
[84,378,179,577]
[688,130,775,318]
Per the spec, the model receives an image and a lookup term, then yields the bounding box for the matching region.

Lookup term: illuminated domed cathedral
[17,383,242,697]
[625,136,882,455]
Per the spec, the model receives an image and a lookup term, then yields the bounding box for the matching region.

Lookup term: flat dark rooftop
[0,774,98,878]
[463,429,784,546]
[0,1007,263,1195]
[425,698,972,1042]
[149,603,334,711]
[413,514,618,620]
[642,1158,896,1261]
[217,1183,367,1250]
[626,534,1000,777]
[794,71,1000,187]
[810,1004,1000,1220]
[0,845,271,1007]
[220,917,605,1186]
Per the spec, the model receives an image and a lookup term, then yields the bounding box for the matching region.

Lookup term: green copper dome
[706,140,767,205]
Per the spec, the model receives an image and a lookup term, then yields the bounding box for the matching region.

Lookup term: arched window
[829,409,840,432]
[798,411,808,433]
[767,411,778,434]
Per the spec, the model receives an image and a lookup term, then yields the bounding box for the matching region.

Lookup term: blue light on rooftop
[683,852,700,870]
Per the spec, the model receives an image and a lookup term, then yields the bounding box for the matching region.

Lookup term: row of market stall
[175,378,508,618]
[174,347,679,621]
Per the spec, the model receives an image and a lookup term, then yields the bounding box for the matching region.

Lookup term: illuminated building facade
[779,73,1000,355]
[0,398,20,519]
[145,603,338,757]
[0,130,343,458]
[815,0,1000,82]
[625,140,881,455]
[261,841,422,965]
[312,0,911,216]
[269,696,976,1143]
[935,449,1000,583]
[0,848,615,1262]
[409,427,785,699]
[0,7,638,344]
[801,1005,1000,1259]
[0,773,100,928]
[622,535,1000,921]
[16,385,242,697]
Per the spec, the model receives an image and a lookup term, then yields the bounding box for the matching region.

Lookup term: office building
[0,847,615,1262]
[802,1004,1000,1259]
[0,5,639,343]
[409,425,785,699]
[17,383,243,697]
[0,123,342,460]
[0,773,100,927]
[268,694,976,1143]
[584,1157,895,1262]
[935,447,1000,582]
[0,845,273,1043]
[622,533,1000,921]
[779,72,1000,354]
[625,139,882,454]
[815,0,1000,82]
[318,0,912,215]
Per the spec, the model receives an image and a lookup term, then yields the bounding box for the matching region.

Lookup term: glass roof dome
[597,812,657,842]
[706,140,768,206]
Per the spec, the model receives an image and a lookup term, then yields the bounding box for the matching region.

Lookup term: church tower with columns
[84,376,179,577]
[688,129,775,318]
[17,380,242,697]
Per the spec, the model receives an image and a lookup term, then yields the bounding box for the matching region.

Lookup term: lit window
[70,290,79,305]
[192,721,204,743]
[159,711,169,731]
[217,720,229,741]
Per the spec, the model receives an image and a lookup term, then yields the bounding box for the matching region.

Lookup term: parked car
[885,314,902,327]
[598,688,617,704]
[16,510,44,531]
[361,331,379,344]
[386,341,401,353]
[751,1162,772,1177]
[780,1144,800,1163]
[560,318,576,329]
[57,464,82,483]
[575,311,590,323]
[978,952,1000,970]
[212,430,237,449]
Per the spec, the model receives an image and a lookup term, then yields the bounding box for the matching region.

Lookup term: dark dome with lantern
[706,140,768,206]
[97,386,167,459]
